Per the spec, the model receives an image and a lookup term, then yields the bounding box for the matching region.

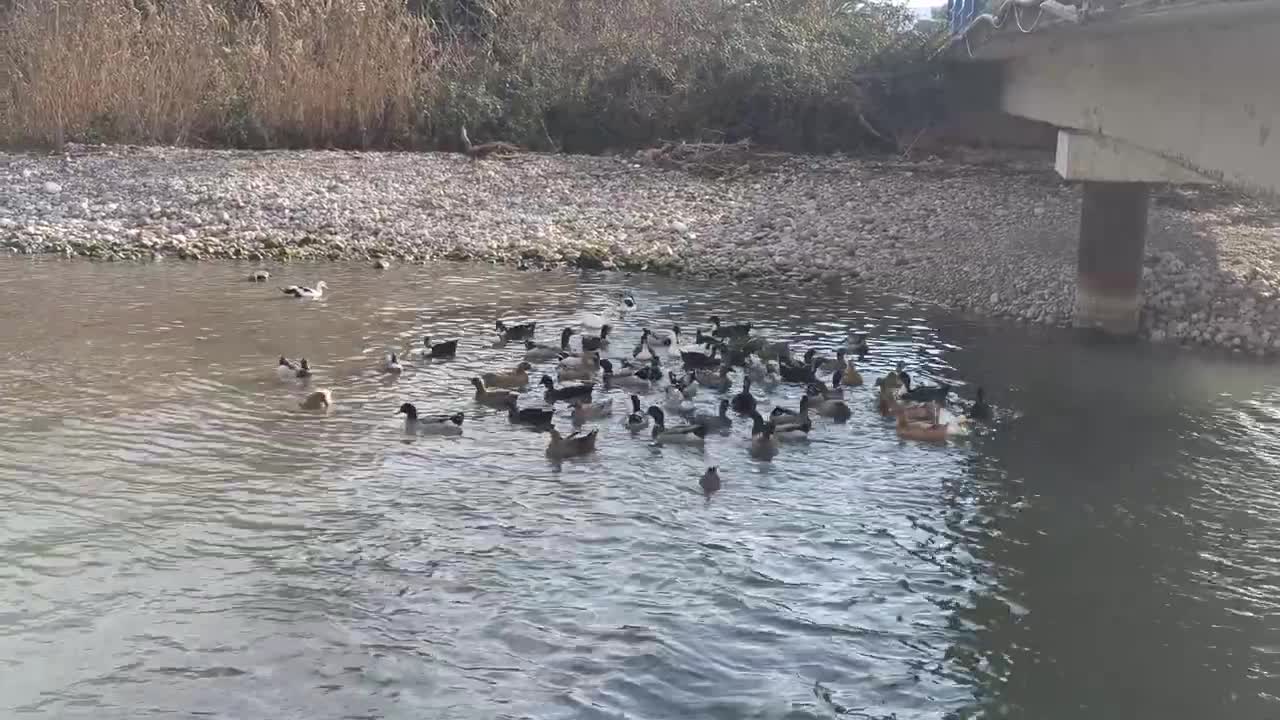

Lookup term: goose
[248,269,270,281]
[663,385,694,413]
[731,377,757,415]
[460,126,522,160]
[751,409,811,442]
[770,395,810,425]
[877,381,935,421]
[398,403,464,435]
[299,389,333,412]
[281,280,327,299]
[505,397,554,426]
[692,399,733,431]
[806,370,846,401]
[967,387,992,421]
[546,427,599,459]
[419,335,458,359]
[571,397,613,422]
[525,328,575,361]
[481,361,534,389]
[902,381,951,404]
[496,319,537,342]
[700,467,721,496]
[470,377,518,407]
[646,406,708,444]
[710,315,752,339]
[601,359,653,392]
[581,325,612,353]
[624,395,650,430]
[541,375,594,403]
[381,353,404,375]
[841,363,864,387]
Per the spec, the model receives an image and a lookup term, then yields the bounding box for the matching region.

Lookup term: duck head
[832,369,843,387]
[469,377,485,390]
[397,402,417,419]
[515,361,533,372]
[630,394,642,412]
[422,335,432,346]
[540,375,556,388]
[803,349,817,364]
[709,315,722,328]
[718,398,730,416]
[300,359,310,370]
[278,355,289,366]
[560,327,575,347]
[600,324,612,339]
[646,405,666,426]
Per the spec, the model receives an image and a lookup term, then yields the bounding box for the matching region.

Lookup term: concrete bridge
[944,0,1280,334]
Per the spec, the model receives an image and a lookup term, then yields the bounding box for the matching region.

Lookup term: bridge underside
[953,0,1280,334]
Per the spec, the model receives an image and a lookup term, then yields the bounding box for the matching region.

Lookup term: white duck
[281,281,328,299]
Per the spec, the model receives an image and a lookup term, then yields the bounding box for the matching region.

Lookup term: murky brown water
[0,257,1277,719]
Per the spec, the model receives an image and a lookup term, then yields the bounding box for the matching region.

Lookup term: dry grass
[0,0,930,152]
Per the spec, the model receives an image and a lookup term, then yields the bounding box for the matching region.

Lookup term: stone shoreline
[3,145,1279,354]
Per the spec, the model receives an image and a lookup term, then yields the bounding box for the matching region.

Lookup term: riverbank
[4,145,1279,353]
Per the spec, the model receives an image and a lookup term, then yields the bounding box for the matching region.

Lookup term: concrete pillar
[1074,181,1149,335]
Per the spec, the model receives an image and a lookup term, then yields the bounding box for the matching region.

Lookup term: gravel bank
[3,145,1279,353]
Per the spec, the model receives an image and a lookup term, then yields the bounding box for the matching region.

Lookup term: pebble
[2,145,1278,354]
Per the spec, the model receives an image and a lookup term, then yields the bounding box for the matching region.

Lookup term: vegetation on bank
[0,0,944,153]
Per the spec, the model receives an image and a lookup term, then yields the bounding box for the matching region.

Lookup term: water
[0,257,1278,720]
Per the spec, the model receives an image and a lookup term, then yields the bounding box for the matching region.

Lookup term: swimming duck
[778,355,817,384]
[481,361,534,389]
[749,424,779,459]
[381,353,404,375]
[646,406,708,444]
[751,409,811,441]
[634,355,665,382]
[894,406,948,443]
[277,355,310,379]
[694,365,732,391]
[757,339,792,363]
[710,315,752,339]
[663,385,695,413]
[620,291,637,312]
[700,467,722,496]
[819,348,849,374]
[581,325,612,353]
[496,319,537,342]
[693,399,733,431]
[280,280,327,299]
[248,269,270,282]
[546,427,600,459]
[557,355,599,382]
[524,328,576,361]
[648,325,680,348]
[624,395,650,430]
[558,348,599,371]
[770,395,810,424]
[967,387,992,421]
[299,389,332,412]
[571,397,614,422]
[505,397,554,426]
[841,363,864,387]
[398,403,464,435]
[680,345,720,370]
[812,396,853,422]
[470,377,518,407]
[902,381,951,404]
[294,358,312,379]
[731,377,758,415]
[601,359,652,391]
[419,336,458,359]
[541,375,594,403]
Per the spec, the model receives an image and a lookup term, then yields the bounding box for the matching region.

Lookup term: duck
[281,280,327,299]
[710,315,752,339]
[700,467,722,496]
[470,377,518,407]
[663,385,695,413]
[496,319,537,342]
[902,381,951,404]
[758,339,792,363]
[812,396,853,422]
[398,403,464,435]
[381,353,404,375]
[778,354,817,384]
[546,427,599,459]
[581,325,612,353]
[248,269,270,282]
[680,345,720,370]
[505,397,555,426]
[648,325,680,348]
[294,358,312,379]
[894,406,949,442]
[846,334,870,358]
[634,355,665,382]
[967,387,992,421]
[752,409,811,442]
[624,395,650,430]
[693,399,733,431]
[694,364,732,392]
[841,363,864,387]
[819,348,849,374]
[558,348,599,371]
[806,369,848,400]
[557,356,599,382]
[600,359,653,392]
[419,335,458,359]
[299,389,333,412]
[620,291,637,312]
[524,328,575,361]
[541,375,594,403]
[571,397,613,422]
[632,330,658,362]
[646,406,708,444]
[481,361,534,389]
[749,424,779,458]
[770,395,810,424]
[731,377,758,415]
[668,371,698,399]
[277,355,310,379]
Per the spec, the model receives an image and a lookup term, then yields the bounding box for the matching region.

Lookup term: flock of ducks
[268,277,992,495]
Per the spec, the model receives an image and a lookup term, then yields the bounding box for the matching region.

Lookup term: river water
[0,257,1277,719]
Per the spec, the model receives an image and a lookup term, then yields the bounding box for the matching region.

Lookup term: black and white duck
[646,406,708,445]
[280,280,327,299]
[496,319,537,342]
[541,375,595,403]
[524,328,575,361]
[398,403,464,435]
[505,397,555,426]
